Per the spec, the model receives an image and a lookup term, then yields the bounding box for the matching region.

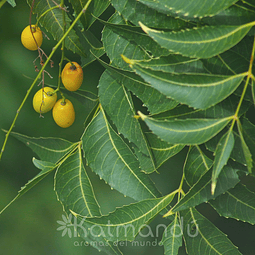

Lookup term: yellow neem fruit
[52,99,75,128]
[33,87,57,114]
[21,25,43,51]
[61,62,83,91]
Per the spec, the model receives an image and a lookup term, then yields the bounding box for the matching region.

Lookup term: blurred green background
[0,1,254,255]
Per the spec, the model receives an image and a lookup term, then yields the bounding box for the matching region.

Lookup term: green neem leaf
[0,159,56,215]
[145,132,185,169]
[82,109,162,201]
[55,148,122,255]
[152,94,250,120]
[237,120,253,173]
[203,2,255,26]
[184,146,213,187]
[74,29,105,67]
[137,55,206,74]
[33,158,56,170]
[97,58,178,114]
[7,0,16,7]
[181,207,242,255]
[171,163,240,213]
[98,70,156,173]
[102,13,150,71]
[27,0,86,56]
[110,0,188,29]
[101,20,169,57]
[160,213,183,255]
[210,183,255,224]
[128,61,246,110]
[9,131,76,164]
[138,0,238,18]
[140,22,253,59]
[242,118,255,173]
[55,148,101,217]
[76,192,175,242]
[138,112,232,145]
[211,129,235,194]
[69,0,109,29]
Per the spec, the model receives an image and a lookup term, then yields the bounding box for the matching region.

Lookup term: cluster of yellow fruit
[21,25,84,128]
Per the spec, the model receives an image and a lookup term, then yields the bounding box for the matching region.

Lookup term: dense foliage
[1,0,255,254]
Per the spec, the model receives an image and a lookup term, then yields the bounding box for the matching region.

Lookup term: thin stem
[0,0,94,161]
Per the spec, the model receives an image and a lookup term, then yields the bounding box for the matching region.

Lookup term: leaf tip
[211,181,216,195]
[137,111,146,121]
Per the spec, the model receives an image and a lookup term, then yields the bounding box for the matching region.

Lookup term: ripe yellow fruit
[61,62,83,91]
[33,87,57,114]
[52,99,75,128]
[21,25,43,51]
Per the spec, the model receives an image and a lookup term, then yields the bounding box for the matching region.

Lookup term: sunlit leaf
[138,112,232,145]
[181,207,242,255]
[82,109,162,201]
[140,22,253,58]
[210,183,255,224]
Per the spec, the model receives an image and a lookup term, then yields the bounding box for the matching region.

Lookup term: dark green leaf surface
[137,55,205,74]
[27,0,86,56]
[210,183,255,224]
[146,132,184,169]
[138,0,238,18]
[160,213,182,255]
[129,61,245,109]
[171,163,240,213]
[98,70,156,173]
[140,22,253,58]
[237,120,253,173]
[82,109,162,201]
[76,193,175,241]
[152,94,250,120]
[184,146,213,187]
[70,0,109,29]
[181,208,242,255]
[139,112,232,145]
[102,13,150,71]
[242,118,255,173]
[55,148,101,217]
[10,131,76,163]
[110,0,188,29]
[211,129,235,194]
[98,58,178,114]
[101,20,169,57]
